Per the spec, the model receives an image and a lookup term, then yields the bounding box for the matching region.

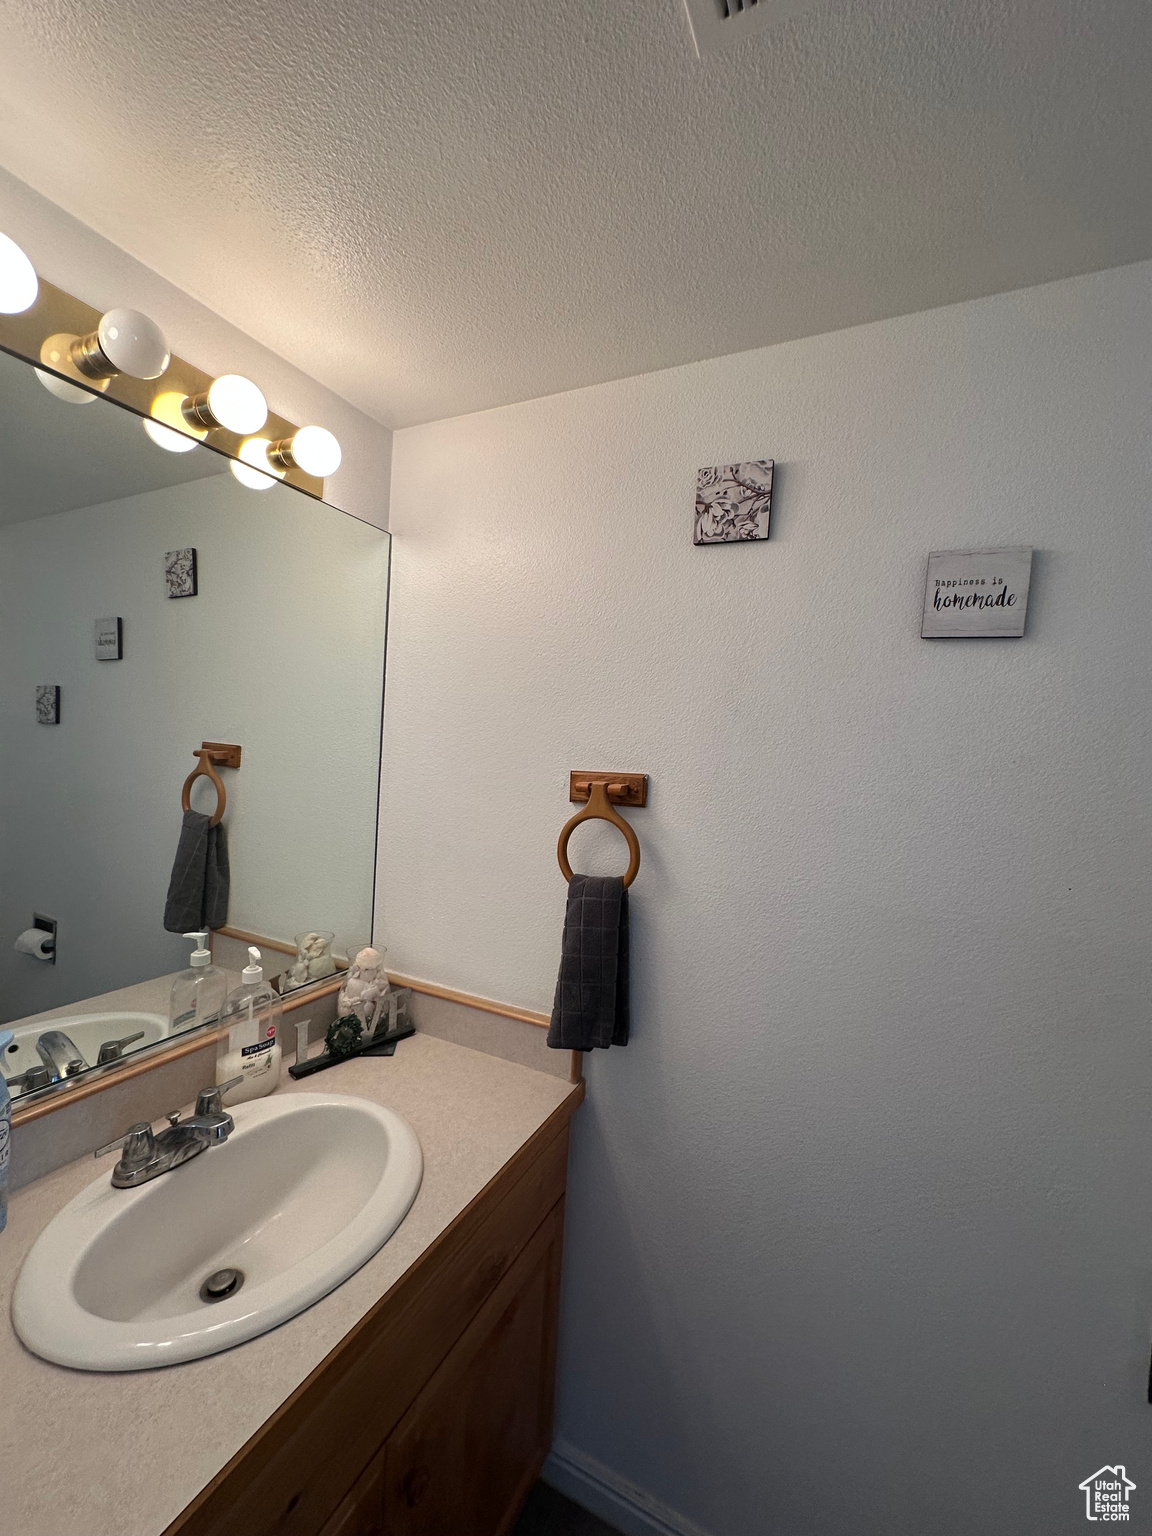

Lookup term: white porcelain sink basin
[12,1092,423,1371]
[2,1011,168,1091]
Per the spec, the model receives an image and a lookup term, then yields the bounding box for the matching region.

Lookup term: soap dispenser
[169,931,228,1034]
[217,946,282,1105]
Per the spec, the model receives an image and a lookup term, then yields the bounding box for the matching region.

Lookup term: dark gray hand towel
[163,810,230,933]
[547,874,630,1051]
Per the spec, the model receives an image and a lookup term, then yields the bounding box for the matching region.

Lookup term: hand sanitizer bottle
[0,1029,13,1235]
[169,931,228,1034]
[217,947,283,1105]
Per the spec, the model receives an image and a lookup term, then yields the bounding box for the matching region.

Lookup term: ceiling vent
[681,0,824,57]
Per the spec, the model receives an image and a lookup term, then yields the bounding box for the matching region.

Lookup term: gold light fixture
[37,308,170,406]
[0,232,339,490]
[181,375,268,435]
[69,308,170,381]
[267,425,342,478]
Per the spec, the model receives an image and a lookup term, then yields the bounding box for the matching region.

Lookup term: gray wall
[379,258,1152,1535]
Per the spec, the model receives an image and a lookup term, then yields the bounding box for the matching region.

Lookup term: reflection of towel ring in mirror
[557,779,641,889]
[181,748,228,827]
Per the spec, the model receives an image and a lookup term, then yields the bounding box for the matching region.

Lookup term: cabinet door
[383,1200,564,1536]
[317,1445,386,1536]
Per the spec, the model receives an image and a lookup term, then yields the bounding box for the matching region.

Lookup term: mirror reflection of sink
[2,1011,168,1089]
[13,1092,423,1371]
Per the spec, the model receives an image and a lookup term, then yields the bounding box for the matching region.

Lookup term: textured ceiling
[0,0,1148,428]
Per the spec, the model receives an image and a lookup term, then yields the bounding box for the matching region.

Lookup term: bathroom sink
[2,1011,168,1089]
[12,1092,423,1371]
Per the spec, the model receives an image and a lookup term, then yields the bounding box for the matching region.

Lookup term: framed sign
[94,617,123,660]
[922,547,1033,639]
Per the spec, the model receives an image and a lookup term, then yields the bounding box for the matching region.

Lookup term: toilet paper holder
[15,912,56,964]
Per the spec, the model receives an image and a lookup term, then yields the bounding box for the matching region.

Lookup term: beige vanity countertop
[0,1033,579,1536]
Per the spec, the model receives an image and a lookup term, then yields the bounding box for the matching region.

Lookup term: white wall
[0,474,388,1023]
[379,259,1152,1535]
[0,166,391,529]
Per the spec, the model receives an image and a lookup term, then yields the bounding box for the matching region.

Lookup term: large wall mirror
[0,343,388,1110]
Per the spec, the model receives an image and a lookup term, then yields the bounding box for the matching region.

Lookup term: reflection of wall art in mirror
[35,685,60,724]
[94,617,123,660]
[694,460,774,544]
[165,547,198,598]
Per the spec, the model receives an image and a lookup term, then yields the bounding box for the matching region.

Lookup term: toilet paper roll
[15,927,54,960]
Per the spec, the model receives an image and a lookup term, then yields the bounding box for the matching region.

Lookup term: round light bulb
[144,417,198,453]
[290,425,342,478]
[206,375,267,435]
[230,436,279,490]
[34,367,95,404]
[96,308,169,380]
[0,231,37,314]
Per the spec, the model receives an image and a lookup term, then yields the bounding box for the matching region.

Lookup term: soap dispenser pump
[217,946,282,1105]
[169,930,228,1034]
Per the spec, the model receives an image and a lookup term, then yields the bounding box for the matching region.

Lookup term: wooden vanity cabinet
[166,1091,580,1536]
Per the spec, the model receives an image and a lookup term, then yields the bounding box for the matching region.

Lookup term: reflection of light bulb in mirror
[149,390,206,443]
[71,308,170,381]
[144,417,198,453]
[183,375,267,435]
[230,437,280,490]
[0,232,37,314]
[268,424,341,478]
[34,366,95,404]
[37,333,106,403]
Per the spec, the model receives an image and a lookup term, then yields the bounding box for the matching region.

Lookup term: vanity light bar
[0,228,342,492]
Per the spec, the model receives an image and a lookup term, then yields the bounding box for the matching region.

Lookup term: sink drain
[199,1267,244,1303]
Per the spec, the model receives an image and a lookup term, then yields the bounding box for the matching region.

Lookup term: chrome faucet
[36,1030,87,1079]
[95,1077,243,1188]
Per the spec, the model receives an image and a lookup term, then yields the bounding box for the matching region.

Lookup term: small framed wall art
[35,685,60,724]
[165,548,198,598]
[694,460,774,544]
[922,547,1033,639]
[94,617,123,661]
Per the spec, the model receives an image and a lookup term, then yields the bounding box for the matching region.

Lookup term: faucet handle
[94,1121,157,1169]
[195,1077,244,1117]
[95,1030,146,1066]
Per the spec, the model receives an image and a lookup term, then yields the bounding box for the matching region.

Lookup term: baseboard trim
[542,1439,715,1536]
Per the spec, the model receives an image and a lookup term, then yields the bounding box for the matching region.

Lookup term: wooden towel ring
[181,743,240,828]
[557,779,641,889]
